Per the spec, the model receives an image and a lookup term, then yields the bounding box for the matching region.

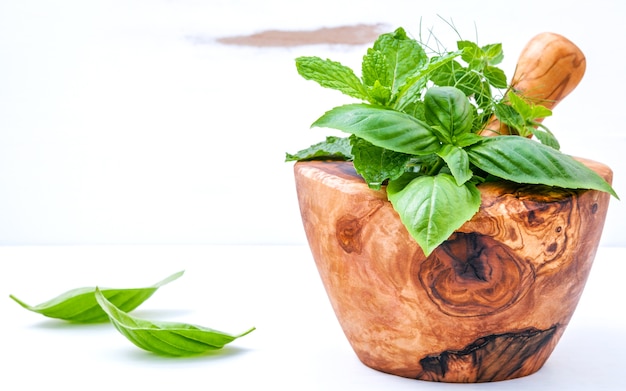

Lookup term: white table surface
[2,244,625,390]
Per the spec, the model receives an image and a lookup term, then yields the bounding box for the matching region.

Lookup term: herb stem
[426,158,445,176]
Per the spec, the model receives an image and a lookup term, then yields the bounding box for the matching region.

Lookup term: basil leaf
[437,144,473,185]
[295,56,368,100]
[467,137,618,198]
[350,136,412,190]
[387,173,481,256]
[454,133,483,148]
[95,288,255,356]
[424,86,474,140]
[9,271,184,323]
[285,136,352,161]
[312,103,440,155]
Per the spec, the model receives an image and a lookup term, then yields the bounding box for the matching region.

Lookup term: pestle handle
[481,32,586,136]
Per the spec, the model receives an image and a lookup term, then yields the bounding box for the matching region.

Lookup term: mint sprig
[288,26,618,256]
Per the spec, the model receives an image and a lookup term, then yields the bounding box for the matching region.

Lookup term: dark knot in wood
[416,232,535,317]
[335,201,384,254]
[417,325,558,382]
[336,215,364,254]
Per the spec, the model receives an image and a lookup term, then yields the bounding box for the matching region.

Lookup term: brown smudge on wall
[216,24,386,47]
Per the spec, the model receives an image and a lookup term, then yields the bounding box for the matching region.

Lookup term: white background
[0,0,624,246]
[2,2,626,390]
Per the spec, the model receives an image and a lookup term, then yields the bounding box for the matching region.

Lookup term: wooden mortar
[294,33,611,382]
[294,159,612,382]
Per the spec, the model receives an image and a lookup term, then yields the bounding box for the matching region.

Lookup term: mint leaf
[95,288,255,356]
[496,92,556,146]
[387,173,481,256]
[483,43,504,65]
[508,91,552,120]
[458,40,484,69]
[367,80,392,106]
[312,103,441,155]
[430,60,484,99]
[394,52,461,111]
[484,65,507,88]
[507,91,533,118]
[371,27,428,95]
[295,56,368,100]
[401,99,426,120]
[362,49,391,93]
[429,59,464,87]
[467,137,618,198]
[494,102,524,133]
[9,271,184,323]
[529,126,560,150]
[350,136,412,189]
[458,41,504,69]
[285,136,352,161]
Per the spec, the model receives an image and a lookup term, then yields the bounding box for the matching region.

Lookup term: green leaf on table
[9,271,184,323]
[387,173,481,256]
[350,136,412,190]
[312,103,441,155]
[295,56,368,100]
[95,288,255,356]
[467,136,618,198]
[285,136,352,161]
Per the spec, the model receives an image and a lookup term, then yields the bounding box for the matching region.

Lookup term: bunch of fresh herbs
[286,27,617,256]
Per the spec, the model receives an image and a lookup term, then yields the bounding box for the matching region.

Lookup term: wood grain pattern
[481,32,586,136]
[294,159,612,382]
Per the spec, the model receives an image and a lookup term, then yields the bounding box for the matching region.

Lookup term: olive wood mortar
[294,159,612,382]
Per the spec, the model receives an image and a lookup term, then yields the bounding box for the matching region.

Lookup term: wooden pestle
[481,32,586,136]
